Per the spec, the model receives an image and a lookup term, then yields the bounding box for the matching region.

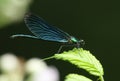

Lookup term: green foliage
[54,48,103,76]
[43,48,104,81]
[0,0,32,28]
[65,74,92,81]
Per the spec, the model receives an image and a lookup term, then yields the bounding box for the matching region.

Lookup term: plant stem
[42,56,54,61]
[100,76,104,81]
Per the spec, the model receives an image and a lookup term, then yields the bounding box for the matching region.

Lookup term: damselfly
[11,13,85,53]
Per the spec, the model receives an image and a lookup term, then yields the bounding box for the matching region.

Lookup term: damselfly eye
[79,39,85,46]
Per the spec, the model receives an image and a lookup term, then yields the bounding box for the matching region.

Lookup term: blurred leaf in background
[0,0,32,28]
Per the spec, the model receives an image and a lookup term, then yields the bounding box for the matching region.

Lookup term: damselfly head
[70,36,85,47]
[78,39,85,46]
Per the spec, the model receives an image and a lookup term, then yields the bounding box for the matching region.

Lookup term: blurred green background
[0,0,120,81]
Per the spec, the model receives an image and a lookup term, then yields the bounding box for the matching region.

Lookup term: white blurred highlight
[0,53,21,72]
[25,58,59,81]
[25,58,47,74]
[0,54,60,81]
[0,53,24,81]
[33,66,59,81]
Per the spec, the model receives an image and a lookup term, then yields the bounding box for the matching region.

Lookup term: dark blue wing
[24,13,71,42]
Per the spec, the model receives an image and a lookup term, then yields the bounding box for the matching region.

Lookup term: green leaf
[65,74,92,81]
[53,48,104,76]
